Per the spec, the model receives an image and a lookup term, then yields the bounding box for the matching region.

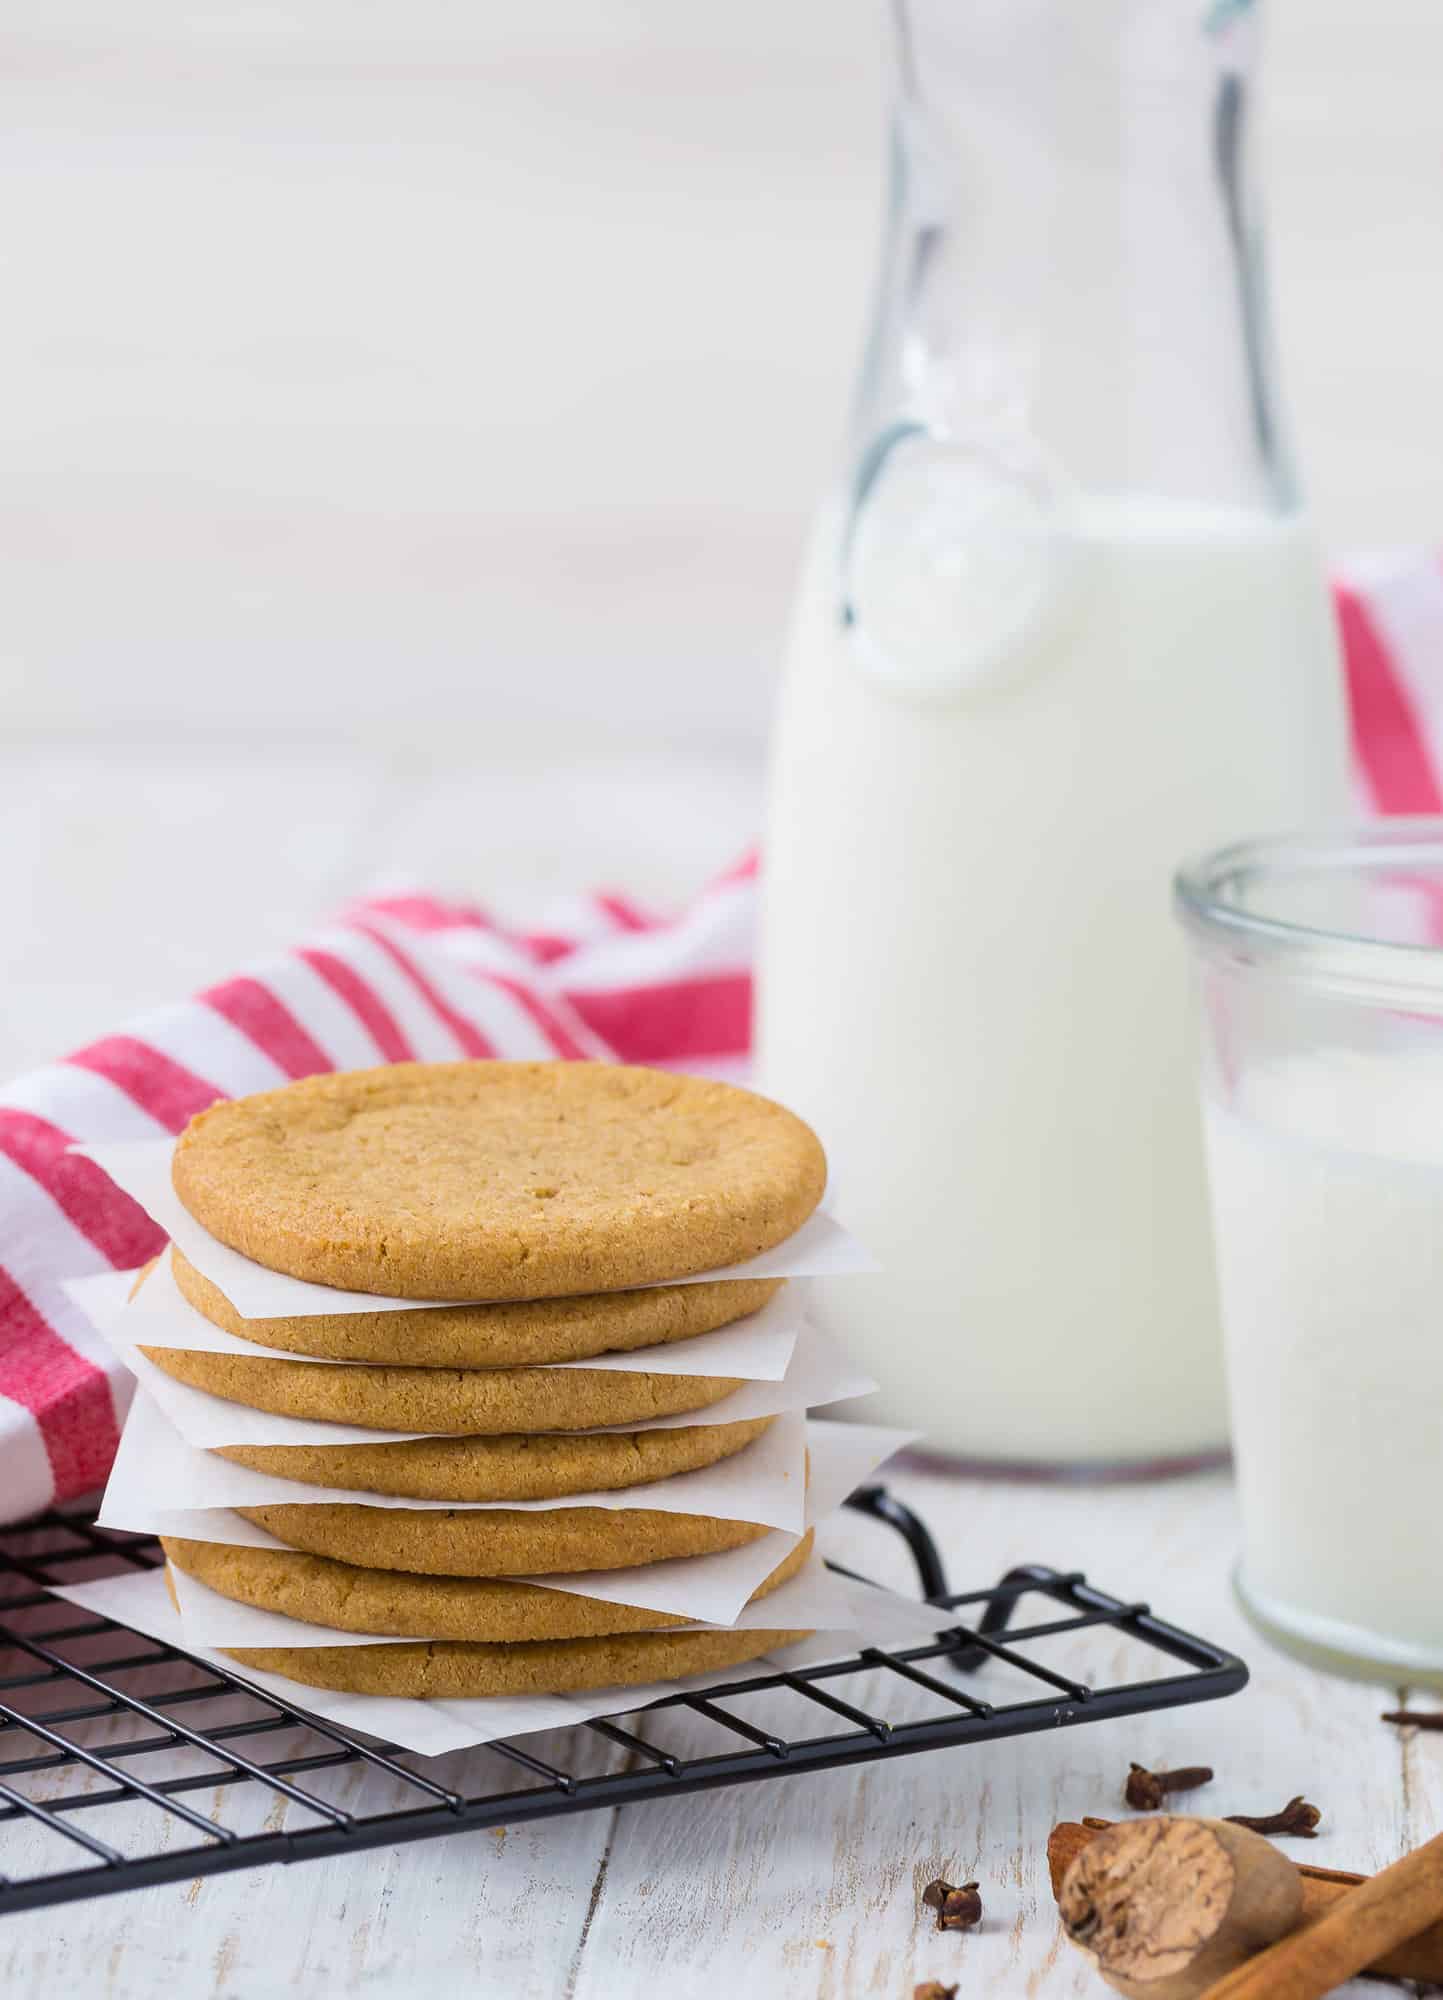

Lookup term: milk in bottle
[758,0,1348,1465]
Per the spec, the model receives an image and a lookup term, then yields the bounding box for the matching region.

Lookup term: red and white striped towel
[3,556,1442,1524]
[0,861,757,1522]
[1336,554,1443,813]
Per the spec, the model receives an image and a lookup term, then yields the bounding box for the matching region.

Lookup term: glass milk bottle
[758,0,1348,1469]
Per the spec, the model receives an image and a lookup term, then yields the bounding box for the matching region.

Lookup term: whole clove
[913,1985,959,2000]
[921,1878,983,1933]
[1224,1795,1322,1839]
[1382,1708,1443,1732]
[1124,1761,1215,1810]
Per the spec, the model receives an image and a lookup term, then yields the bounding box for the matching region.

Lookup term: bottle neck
[858,0,1294,513]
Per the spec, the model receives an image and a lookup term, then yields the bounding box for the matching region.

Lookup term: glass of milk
[1177,824,1443,1685]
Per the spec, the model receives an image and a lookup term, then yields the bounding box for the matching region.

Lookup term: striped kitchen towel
[0,860,756,1521]
[1337,554,1443,813]
[2,553,1441,1523]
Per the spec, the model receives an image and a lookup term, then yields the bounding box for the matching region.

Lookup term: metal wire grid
[0,1494,1247,1916]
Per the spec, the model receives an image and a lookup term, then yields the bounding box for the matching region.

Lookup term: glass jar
[1177,822,1443,1684]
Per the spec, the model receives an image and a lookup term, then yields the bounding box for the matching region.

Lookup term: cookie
[216,1413,775,1500]
[240,1497,776,1576]
[137,1341,740,1433]
[171,1244,784,1367]
[220,1623,811,1699]
[171,1060,827,1300]
[163,1527,813,1641]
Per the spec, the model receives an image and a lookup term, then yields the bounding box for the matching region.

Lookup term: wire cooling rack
[0,1488,1247,1916]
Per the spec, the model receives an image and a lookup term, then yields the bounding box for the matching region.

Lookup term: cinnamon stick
[1048,1820,1443,1986]
[1197,1825,1443,1997]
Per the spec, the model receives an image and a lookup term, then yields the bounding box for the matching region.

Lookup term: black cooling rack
[0,1488,1247,1916]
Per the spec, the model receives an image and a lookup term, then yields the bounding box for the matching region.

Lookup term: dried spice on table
[1196,1824,1443,1999]
[1048,1818,1443,1991]
[1058,1816,1301,1999]
[1124,1760,1215,1809]
[920,1879,983,1933]
[1224,1795,1321,1839]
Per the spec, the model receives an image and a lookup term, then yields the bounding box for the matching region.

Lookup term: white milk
[1205,1047,1443,1668]
[759,495,1346,1464]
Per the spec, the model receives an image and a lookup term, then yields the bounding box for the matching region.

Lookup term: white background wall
[1,1,1442,1072]
[2,2,882,751]
[4,0,1442,753]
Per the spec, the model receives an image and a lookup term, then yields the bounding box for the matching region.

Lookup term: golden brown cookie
[163,1527,813,1641]
[221,1624,811,1698]
[171,1060,827,1299]
[171,1244,784,1367]
[240,1498,775,1576]
[137,1341,740,1433]
[216,1414,775,1500]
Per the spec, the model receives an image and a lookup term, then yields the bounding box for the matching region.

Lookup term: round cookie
[171,1244,785,1367]
[163,1528,814,1641]
[171,1060,827,1300]
[137,1343,740,1433]
[216,1414,776,1501]
[240,1498,775,1576]
[220,1623,811,1699]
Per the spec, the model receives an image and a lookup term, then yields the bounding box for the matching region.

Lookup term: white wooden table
[0,1465,1431,2000]
[0,747,1434,2000]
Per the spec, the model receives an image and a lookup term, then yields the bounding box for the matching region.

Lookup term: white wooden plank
[1393,1671,1443,1890]
[0,1819,616,2000]
[0,1696,616,2000]
[569,1464,1407,2000]
[0,1472,1417,1997]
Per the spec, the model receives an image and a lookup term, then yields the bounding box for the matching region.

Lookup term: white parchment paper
[90,1251,803,1381]
[97,1409,918,1626]
[79,1301,875,1453]
[166,1544,894,1649]
[100,1388,812,1531]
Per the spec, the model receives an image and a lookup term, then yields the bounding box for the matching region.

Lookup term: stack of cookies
[124,1061,837,1700]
